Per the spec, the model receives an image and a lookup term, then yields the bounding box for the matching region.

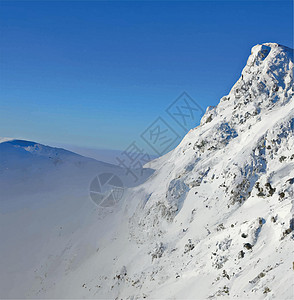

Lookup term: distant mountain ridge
[0,139,96,163]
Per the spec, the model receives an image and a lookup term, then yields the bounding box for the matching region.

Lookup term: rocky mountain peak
[200,43,293,129]
[117,44,294,299]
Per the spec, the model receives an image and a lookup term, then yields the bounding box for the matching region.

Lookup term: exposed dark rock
[244,243,253,250]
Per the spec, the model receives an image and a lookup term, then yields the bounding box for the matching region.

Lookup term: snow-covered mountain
[0,139,152,298]
[1,42,293,299]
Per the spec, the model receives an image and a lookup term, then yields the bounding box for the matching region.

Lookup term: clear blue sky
[0,1,293,153]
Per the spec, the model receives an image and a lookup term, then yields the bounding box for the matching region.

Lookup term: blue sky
[0,0,293,154]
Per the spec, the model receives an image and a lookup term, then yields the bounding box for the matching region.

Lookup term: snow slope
[90,42,294,300]
[1,43,293,299]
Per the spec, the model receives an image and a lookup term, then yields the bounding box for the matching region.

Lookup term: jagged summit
[200,42,293,127]
[244,42,293,72]
[249,42,293,60]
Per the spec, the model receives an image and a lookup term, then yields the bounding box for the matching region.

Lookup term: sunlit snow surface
[0,43,293,299]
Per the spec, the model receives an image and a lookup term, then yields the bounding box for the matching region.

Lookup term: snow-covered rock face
[119,43,294,299]
[203,43,293,129]
[134,43,293,222]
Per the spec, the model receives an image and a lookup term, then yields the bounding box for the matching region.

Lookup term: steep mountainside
[116,42,294,299]
[93,43,294,299]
